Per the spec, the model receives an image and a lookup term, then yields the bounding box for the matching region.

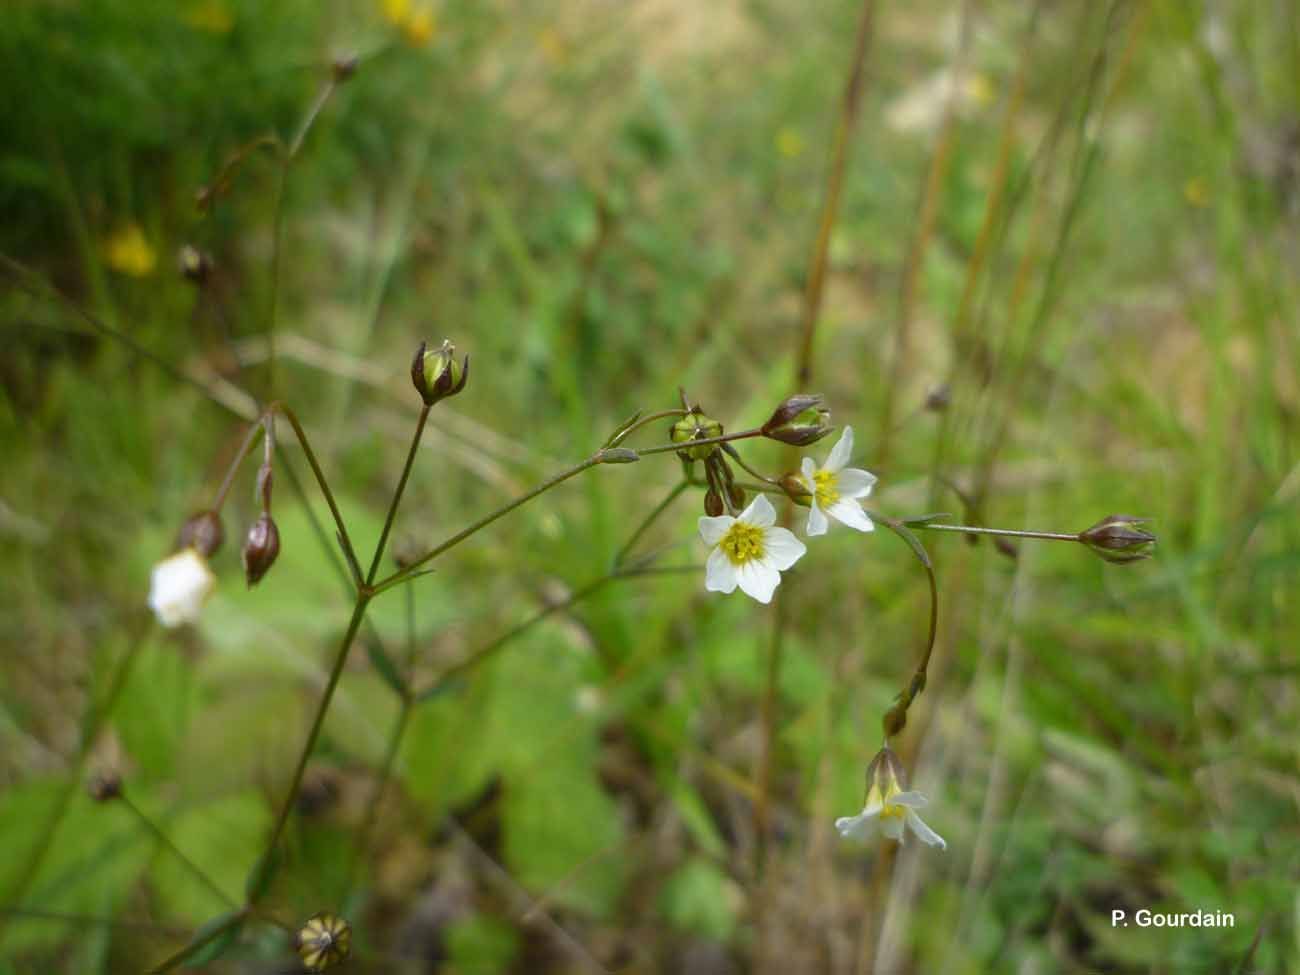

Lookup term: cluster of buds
[411,339,469,408]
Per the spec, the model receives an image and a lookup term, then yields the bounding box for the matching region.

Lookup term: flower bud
[410,339,469,407]
[761,393,831,446]
[779,473,812,507]
[87,772,122,803]
[704,487,724,517]
[296,912,352,972]
[670,410,724,460]
[242,513,281,587]
[177,510,225,557]
[331,53,359,82]
[1079,515,1156,564]
[727,482,746,511]
[177,244,212,285]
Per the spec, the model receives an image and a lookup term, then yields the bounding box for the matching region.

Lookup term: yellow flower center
[719,522,765,565]
[813,469,839,506]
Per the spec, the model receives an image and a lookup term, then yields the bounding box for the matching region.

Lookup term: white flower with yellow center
[799,425,876,536]
[835,746,946,849]
[147,548,217,628]
[699,494,806,604]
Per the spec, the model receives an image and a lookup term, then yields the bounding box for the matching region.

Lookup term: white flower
[148,547,217,628]
[699,493,806,604]
[799,426,877,536]
[835,747,946,850]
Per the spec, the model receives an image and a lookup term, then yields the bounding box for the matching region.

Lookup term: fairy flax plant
[137,369,1156,969]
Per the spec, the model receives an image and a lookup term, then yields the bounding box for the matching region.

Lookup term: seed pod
[670,409,724,460]
[296,912,351,972]
[1079,515,1156,564]
[704,487,724,517]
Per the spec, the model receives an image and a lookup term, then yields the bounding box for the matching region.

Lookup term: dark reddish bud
[1079,515,1156,564]
[178,510,225,557]
[87,772,122,802]
[761,393,831,446]
[177,245,213,285]
[331,54,359,82]
[411,339,469,407]
[924,385,951,412]
[242,513,281,586]
[704,488,724,517]
[779,473,812,507]
[727,483,746,510]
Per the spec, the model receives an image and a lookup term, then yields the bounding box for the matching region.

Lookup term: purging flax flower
[799,426,877,536]
[699,494,805,604]
[147,548,216,628]
[835,746,946,850]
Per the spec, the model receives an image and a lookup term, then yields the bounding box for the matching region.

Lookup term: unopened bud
[331,54,359,82]
[704,488,724,517]
[242,513,281,586]
[924,385,951,412]
[87,772,122,802]
[727,482,746,510]
[411,339,469,407]
[1079,515,1156,564]
[177,245,212,285]
[779,473,812,507]
[670,409,724,461]
[761,393,832,446]
[177,510,225,557]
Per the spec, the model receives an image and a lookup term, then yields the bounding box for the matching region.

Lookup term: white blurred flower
[148,548,216,628]
[799,426,877,536]
[699,494,806,604]
[835,747,946,850]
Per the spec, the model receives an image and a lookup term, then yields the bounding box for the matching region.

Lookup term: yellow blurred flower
[186,0,234,34]
[103,223,157,277]
[537,26,568,65]
[775,127,805,159]
[1183,177,1210,208]
[402,8,436,47]
[380,0,410,26]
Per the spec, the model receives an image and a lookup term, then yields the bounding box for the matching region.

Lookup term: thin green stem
[147,908,249,975]
[614,482,689,568]
[372,455,605,594]
[257,596,371,881]
[915,523,1079,542]
[634,428,764,458]
[366,405,431,584]
[610,408,690,444]
[120,793,237,910]
[342,697,411,898]
[721,443,779,485]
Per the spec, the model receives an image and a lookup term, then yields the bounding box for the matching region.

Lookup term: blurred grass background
[2,0,1298,972]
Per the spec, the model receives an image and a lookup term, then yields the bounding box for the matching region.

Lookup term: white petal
[735,558,780,603]
[739,492,776,529]
[826,426,854,472]
[698,514,735,547]
[762,527,806,570]
[806,502,829,536]
[148,549,216,628]
[905,810,947,849]
[800,456,818,485]
[880,814,905,841]
[834,467,877,498]
[889,791,929,809]
[835,810,879,841]
[705,547,738,593]
[826,499,875,533]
